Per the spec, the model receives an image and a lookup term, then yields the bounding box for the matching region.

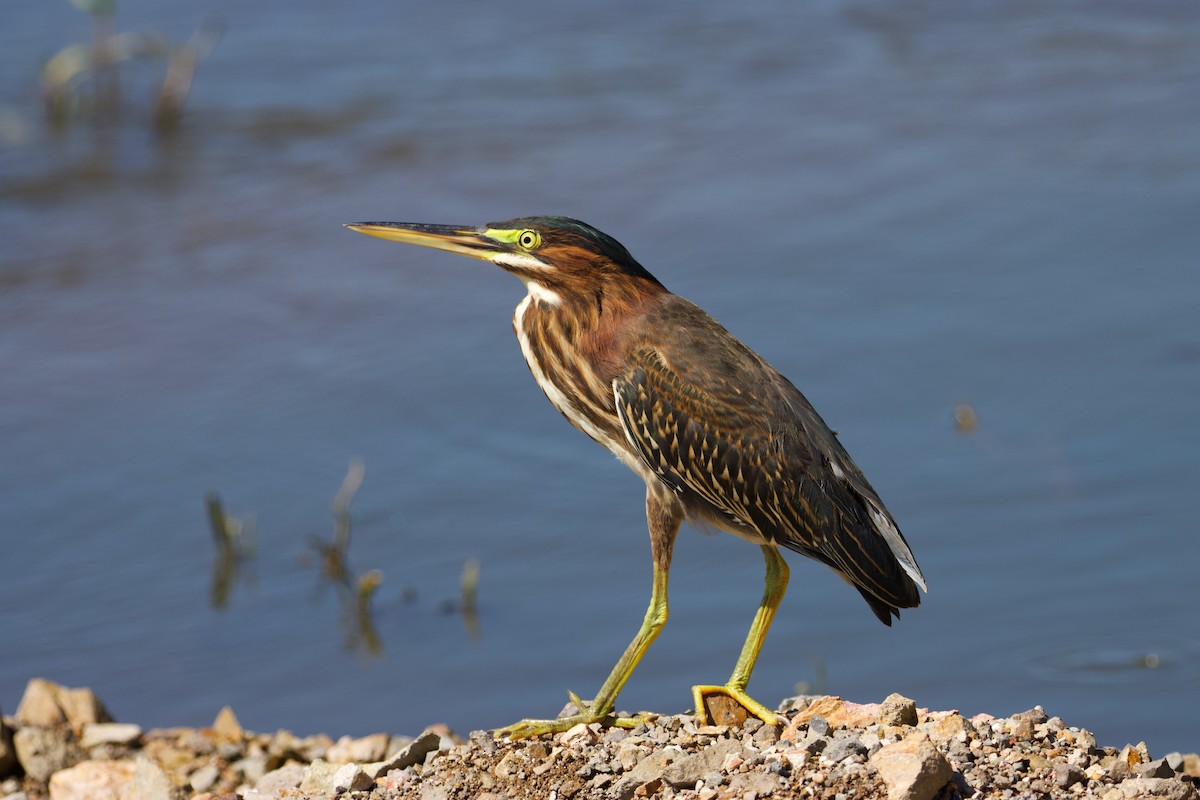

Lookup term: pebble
[327,732,390,764]
[209,706,242,742]
[331,762,373,792]
[13,727,82,783]
[870,732,954,800]
[123,756,181,800]
[364,728,443,777]
[187,763,221,793]
[255,762,305,794]
[15,680,112,733]
[79,723,142,750]
[298,759,342,794]
[879,693,919,727]
[46,760,135,800]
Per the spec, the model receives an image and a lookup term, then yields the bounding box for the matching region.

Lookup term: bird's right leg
[691,544,789,727]
[497,486,682,739]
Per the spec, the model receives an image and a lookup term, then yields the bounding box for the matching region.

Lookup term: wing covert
[613,342,923,620]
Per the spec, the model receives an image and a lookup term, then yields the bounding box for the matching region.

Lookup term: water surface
[2,0,1198,755]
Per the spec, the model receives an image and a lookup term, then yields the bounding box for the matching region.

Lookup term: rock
[0,710,17,778]
[879,694,919,727]
[1183,753,1200,779]
[119,757,182,800]
[869,733,954,800]
[611,748,678,798]
[728,769,781,796]
[48,760,135,800]
[783,696,880,740]
[299,759,342,795]
[1103,777,1197,800]
[776,694,826,714]
[700,695,749,727]
[209,707,242,742]
[255,763,305,794]
[661,739,748,788]
[1105,754,1133,782]
[144,743,192,776]
[327,732,390,764]
[753,722,780,747]
[15,680,112,733]
[331,763,373,792]
[1119,742,1152,766]
[1054,762,1085,788]
[615,738,647,771]
[15,680,68,729]
[13,727,83,783]
[1014,706,1049,725]
[823,730,868,763]
[556,724,598,748]
[632,776,663,796]
[470,729,500,754]
[245,757,273,785]
[364,729,442,777]
[187,763,221,793]
[80,723,143,750]
[45,759,173,800]
[922,712,974,746]
[1137,758,1178,779]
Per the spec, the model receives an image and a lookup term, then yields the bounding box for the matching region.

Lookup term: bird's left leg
[692,544,789,726]
[497,485,683,739]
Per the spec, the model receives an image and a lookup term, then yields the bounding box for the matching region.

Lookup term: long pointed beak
[343,222,497,260]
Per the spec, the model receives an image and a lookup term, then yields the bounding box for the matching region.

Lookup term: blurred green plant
[205,491,257,610]
[791,658,829,697]
[460,558,481,640]
[306,459,388,658]
[42,0,222,133]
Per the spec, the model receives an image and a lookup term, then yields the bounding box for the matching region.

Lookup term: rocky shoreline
[2,678,1196,800]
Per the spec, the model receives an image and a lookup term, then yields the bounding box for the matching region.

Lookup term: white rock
[331,763,373,793]
[299,760,341,794]
[327,732,390,764]
[188,764,221,793]
[16,680,111,732]
[118,757,182,800]
[80,723,142,749]
[48,760,135,800]
[14,727,80,783]
[869,733,953,800]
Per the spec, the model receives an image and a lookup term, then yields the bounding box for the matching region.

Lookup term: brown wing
[612,299,925,623]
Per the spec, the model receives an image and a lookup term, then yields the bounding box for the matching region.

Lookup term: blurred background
[2,0,1197,756]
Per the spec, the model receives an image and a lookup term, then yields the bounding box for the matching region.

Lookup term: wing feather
[613,328,924,621]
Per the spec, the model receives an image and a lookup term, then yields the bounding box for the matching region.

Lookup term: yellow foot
[496,693,650,740]
[691,684,780,727]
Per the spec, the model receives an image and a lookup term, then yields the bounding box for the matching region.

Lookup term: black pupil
[522,233,534,246]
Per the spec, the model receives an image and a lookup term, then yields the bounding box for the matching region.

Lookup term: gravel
[3,678,1197,800]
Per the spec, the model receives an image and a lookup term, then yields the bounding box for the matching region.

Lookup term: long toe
[497,711,652,740]
[691,684,780,728]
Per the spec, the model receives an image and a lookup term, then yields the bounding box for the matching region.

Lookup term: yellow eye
[517,229,541,250]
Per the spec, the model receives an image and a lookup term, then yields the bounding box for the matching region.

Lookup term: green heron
[346,216,926,738]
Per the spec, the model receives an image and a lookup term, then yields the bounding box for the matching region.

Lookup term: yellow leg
[497,563,669,739]
[497,486,682,739]
[692,545,789,726]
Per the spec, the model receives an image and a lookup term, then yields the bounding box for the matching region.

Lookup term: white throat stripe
[491,252,554,272]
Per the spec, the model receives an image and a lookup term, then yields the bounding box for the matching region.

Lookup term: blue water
[2,0,1198,756]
